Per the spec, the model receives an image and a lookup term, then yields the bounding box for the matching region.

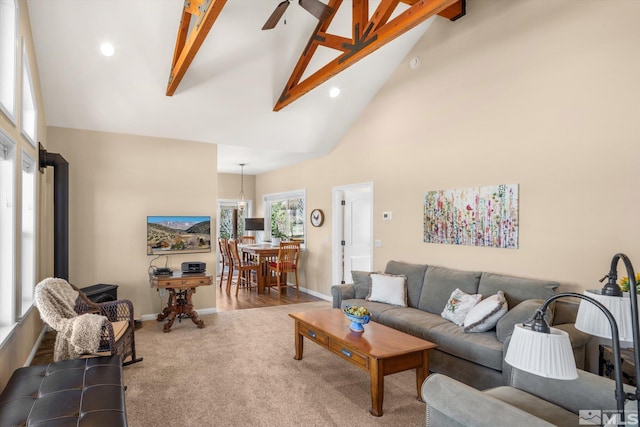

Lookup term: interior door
[333,183,373,284]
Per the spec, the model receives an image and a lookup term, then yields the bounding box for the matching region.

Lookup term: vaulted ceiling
[27,0,463,174]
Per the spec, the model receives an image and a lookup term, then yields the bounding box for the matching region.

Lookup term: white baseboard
[298,287,332,302]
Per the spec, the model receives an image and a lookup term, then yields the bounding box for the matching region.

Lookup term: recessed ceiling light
[329,87,341,98]
[100,42,115,57]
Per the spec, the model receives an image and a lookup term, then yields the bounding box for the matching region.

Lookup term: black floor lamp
[505,253,639,427]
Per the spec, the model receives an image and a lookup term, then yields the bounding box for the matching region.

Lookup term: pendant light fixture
[237,163,246,214]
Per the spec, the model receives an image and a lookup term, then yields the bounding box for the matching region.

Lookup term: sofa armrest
[422,374,555,427]
[330,284,355,308]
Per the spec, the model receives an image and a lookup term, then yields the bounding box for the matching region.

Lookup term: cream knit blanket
[34,277,108,361]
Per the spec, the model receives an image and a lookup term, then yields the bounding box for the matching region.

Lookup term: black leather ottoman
[0,355,127,427]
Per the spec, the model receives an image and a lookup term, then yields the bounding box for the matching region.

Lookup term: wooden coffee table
[289,308,437,416]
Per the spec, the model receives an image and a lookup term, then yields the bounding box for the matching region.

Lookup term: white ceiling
[27,0,433,174]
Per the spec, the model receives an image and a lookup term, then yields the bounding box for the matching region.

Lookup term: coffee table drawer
[329,340,368,369]
[299,323,329,346]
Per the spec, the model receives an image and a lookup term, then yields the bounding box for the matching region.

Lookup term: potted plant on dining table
[271,229,287,246]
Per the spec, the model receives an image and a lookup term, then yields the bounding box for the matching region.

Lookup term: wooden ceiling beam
[274,0,465,111]
[166,0,227,96]
[352,0,369,41]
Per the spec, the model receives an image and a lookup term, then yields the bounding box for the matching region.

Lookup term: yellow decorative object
[619,273,640,293]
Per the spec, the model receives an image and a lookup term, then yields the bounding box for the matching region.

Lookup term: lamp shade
[575,290,636,341]
[505,324,578,380]
[244,218,264,231]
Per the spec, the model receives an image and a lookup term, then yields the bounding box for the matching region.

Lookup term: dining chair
[227,239,259,296]
[217,237,231,288]
[267,241,301,297]
[239,235,256,245]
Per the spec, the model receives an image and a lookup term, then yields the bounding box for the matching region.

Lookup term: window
[20,150,35,316]
[264,190,306,245]
[21,39,37,147]
[0,0,17,122]
[217,200,252,239]
[0,129,16,331]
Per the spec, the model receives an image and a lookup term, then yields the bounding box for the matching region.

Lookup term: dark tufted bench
[0,355,127,427]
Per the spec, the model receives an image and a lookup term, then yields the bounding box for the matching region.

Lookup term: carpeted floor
[124,301,425,426]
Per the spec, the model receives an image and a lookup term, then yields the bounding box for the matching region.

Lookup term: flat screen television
[147,215,211,255]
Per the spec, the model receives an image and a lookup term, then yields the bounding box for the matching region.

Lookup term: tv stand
[149,272,212,332]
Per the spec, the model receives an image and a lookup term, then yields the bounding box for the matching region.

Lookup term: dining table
[240,243,280,293]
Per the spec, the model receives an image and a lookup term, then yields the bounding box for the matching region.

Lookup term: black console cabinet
[80,284,118,303]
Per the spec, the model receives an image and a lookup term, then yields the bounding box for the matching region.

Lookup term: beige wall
[0,0,51,389]
[217,172,256,210]
[257,0,640,298]
[47,127,218,317]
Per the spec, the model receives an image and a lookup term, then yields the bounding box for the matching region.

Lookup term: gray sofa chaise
[423,368,636,427]
[331,260,591,390]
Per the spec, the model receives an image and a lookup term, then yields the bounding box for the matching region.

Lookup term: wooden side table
[599,344,636,386]
[150,272,212,332]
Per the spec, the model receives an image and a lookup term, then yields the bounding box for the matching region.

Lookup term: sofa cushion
[366,273,407,306]
[484,386,576,426]
[418,266,482,315]
[374,307,503,371]
[384,261,428,308]
[478,272,558,309]
[351,271,373,299]
[464,291,508,333]
[376,307,450,340]
[441,288,482,326]
[427,321,504,371]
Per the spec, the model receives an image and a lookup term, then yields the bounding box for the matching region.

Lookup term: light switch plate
[383,212,392,221]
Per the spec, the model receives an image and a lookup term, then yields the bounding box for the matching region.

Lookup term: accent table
[150,272,212,332]
[289,308,437,416]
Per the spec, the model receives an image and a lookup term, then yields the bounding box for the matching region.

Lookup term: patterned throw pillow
[441,288,482,326]
[463,291,508,333]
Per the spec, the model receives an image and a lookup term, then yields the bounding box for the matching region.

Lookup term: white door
[332,183,373,284]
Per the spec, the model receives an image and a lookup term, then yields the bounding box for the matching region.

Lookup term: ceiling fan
[262,0,335,30]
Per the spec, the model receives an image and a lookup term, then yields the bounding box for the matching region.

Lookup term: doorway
[216,199,252,271]
[332,182,373,285]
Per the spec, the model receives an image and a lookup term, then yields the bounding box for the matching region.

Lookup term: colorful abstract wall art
[423,184,519,249]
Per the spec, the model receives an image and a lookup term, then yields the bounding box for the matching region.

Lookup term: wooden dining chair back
[218,238,231,288]
[267,241,301,297]
[227,239,259,296]
[239,235,256,245]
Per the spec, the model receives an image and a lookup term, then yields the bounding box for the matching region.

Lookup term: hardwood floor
[30,276,325,366]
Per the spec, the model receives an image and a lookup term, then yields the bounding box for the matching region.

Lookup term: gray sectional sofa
[331,260,592,390]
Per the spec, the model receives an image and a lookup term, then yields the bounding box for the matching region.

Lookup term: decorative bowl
[344,311,370,333]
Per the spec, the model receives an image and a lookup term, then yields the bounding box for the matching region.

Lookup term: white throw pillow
[463,291,508,333]
[366,273,407,307]
[441,288,482,326]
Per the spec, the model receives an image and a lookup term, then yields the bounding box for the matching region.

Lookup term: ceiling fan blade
[262,1,290,30]
[298,0,334,22]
